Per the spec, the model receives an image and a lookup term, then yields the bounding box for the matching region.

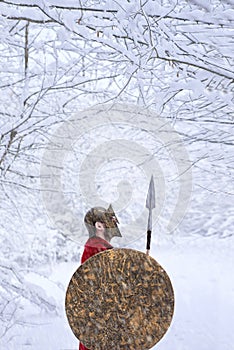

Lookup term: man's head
[84,205,122,242]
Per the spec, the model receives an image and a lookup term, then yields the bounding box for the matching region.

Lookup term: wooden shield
[65,248,174,350]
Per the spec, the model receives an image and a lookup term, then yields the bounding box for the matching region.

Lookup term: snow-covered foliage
[0,0,233,348]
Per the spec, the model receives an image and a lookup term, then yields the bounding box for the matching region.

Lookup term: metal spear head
[146,175,155,210]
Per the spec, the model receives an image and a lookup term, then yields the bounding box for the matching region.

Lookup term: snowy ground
[2,235,234,350]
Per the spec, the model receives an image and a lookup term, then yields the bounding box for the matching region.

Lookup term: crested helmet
[84,205,122,241]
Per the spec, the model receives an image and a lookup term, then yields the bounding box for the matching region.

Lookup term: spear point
[146,175,155,210]
[145,175,156,255]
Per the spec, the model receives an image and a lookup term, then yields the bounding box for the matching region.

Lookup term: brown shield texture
[65,248,174,350]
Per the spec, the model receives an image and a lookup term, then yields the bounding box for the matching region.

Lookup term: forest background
[0,1,233,349]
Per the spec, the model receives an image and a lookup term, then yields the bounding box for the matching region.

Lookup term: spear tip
[146,175,155,210]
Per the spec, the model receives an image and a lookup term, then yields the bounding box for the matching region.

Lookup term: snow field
[3,236,233,350]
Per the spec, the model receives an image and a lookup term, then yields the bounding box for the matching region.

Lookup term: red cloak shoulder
[81,236,113,264]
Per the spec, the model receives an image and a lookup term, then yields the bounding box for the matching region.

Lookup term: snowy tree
[0,0,233,180]
[0,0,233,346]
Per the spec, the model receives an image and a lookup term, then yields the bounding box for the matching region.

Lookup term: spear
[145,175,156,255]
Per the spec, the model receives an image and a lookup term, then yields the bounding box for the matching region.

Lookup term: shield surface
[65,248,174,350]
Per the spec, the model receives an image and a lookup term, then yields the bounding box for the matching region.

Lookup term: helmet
[84,205,122,241]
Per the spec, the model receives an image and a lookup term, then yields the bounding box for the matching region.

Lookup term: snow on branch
[0,0,233,248]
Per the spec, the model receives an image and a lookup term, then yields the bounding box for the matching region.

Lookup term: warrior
[79,204,122,350]
[67,177,174,350]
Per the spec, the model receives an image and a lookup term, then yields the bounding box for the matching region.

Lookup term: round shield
[65,248,174,349]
